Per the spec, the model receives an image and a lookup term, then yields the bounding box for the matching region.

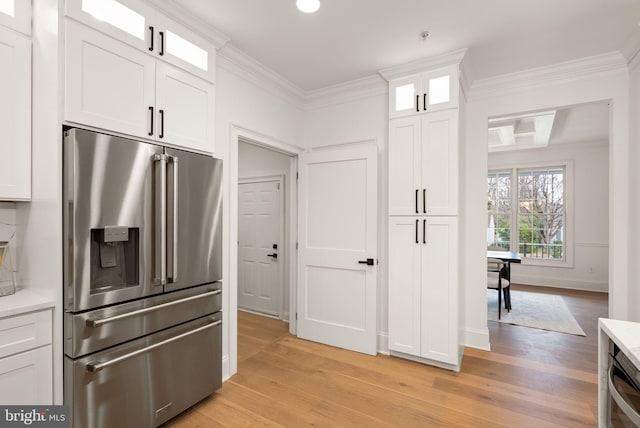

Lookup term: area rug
[487,289,586,336]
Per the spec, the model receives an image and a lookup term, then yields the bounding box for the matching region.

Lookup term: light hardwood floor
[165,284,607,427]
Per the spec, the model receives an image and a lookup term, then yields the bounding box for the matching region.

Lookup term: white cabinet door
[421,110,458,215]
[65,20,156,140]
[388,217,422,356]
[0,0,31,35]
[420,217,458,364]
[156,62,214,153]
[65,0,154,53]
[0,345,52,404]
[0,26,30,200]
[66,0,216,83]
[389,117,421,215]
[389,75,421,119]
[419,67,458,113]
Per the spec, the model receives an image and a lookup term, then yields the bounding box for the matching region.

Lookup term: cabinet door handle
[159,109,165,139]
[148,26,154,52]
[424,93,427,111]
[423,219,426,244]
[415,219,419,244]
[416,94,420,112]
[148,106,154,136]
[159,31,165,56]
[423,189,426,214]
[415,189,418,214]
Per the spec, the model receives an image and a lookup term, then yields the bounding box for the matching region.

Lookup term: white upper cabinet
[388,110,458,216]
[389,65,458,119]
[0,25,31,200]
[65,20,156,140]
[65,17,215,153]
[155,61,214,153]
[66,0,215,82]
[0,0,31,35]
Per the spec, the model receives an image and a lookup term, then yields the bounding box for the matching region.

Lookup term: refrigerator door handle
[167,155,179,283]
[154,153,167,286]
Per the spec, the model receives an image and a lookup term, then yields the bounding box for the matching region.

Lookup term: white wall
[462,54,630,350]
[238,141,293,319]
[303,89,390,350]
[215,58,304,379]
[488,140,609,292]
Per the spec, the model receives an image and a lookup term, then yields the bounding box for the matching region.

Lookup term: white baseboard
[514,274,608,292]
[463,327,491,351]
[222,355,231,382]
[377,331,390,355]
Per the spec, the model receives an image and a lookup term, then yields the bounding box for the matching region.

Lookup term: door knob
[358,258,375,266]
[267,253,278,259]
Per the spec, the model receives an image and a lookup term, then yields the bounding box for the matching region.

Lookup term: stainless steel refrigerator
[63,128,223,427]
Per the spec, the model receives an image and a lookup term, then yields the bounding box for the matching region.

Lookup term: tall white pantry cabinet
[387,64,462,370]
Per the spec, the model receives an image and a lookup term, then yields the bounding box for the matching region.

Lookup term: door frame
[228,124,303,378]
[238,175,286,319]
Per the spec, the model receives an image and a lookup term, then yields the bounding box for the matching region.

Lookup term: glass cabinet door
[389,76,421,119]
[0,0,31,35]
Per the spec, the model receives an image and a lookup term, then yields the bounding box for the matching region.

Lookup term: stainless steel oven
[63,128,223,427]
[608,342,640,427]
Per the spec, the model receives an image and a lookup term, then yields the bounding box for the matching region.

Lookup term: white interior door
[297,145,378,355]
[238,180,283,317]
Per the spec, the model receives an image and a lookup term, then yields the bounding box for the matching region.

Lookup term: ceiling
[169,0,640,92]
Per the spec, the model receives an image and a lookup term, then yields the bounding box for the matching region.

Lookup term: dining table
[486,250,521,283]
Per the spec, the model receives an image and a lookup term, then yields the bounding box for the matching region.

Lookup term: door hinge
[296,242,299,250]
[295,312,298,320]
[296,171,299,180]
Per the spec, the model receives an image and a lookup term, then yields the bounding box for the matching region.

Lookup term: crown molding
[304,74,388,111]
[468,52,627,101]
[142,0,230,49]
[378,48,468,82]
[622,26,640,68]
[217,44,306,107]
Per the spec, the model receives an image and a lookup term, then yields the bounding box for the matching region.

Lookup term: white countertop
[599,318,640,370]
[0,289,55,318]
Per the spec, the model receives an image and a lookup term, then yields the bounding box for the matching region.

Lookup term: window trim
[488,159,574,268]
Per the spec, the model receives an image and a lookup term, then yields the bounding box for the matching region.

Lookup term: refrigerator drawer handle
[85,289,222,328]
[86,319,222,373]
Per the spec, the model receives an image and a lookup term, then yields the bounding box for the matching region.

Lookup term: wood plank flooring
[165,285,607,427]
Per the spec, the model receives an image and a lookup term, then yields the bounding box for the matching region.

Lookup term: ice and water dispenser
[89,225,139,294]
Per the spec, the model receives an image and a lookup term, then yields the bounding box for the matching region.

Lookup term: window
[487,166,567,262]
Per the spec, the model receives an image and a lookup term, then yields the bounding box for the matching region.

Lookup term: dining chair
[487,257,511,320]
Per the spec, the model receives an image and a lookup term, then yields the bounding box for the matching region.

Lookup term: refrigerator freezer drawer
[64,282,222,358]
[64,312,222,428]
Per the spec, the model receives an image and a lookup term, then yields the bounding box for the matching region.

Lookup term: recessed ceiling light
[296,0,320,14]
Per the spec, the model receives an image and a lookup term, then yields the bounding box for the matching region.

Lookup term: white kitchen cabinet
[156,61,215,153]
[389,65,458,119]
[389,109,458,216]
[65,20,156,141]
[65,0,215,82]
[0,309,53,404]
[65,20,215,153]
[0,24,31,200]
[388,216,458,365]
[0,0,31,35]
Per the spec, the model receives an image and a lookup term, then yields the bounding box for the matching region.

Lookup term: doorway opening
[485,100,610,370]
[237,140,293,321]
